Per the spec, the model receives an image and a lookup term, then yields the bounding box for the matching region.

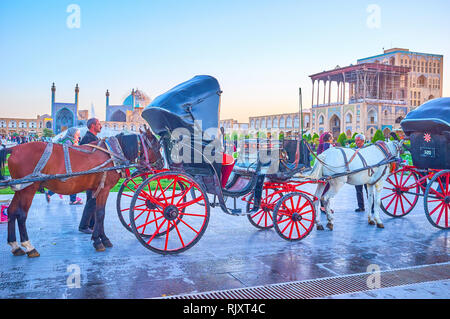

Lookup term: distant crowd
[0,134,52,147]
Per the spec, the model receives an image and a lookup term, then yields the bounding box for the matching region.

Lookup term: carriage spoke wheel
[129,172,210,254]
[272,192,315,241]
[246,188,284,229]
[117,171,150,233]
[381,168,419,218]
[424,170,450,230]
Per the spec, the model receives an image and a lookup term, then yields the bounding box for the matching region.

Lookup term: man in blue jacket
[78,118,102,234]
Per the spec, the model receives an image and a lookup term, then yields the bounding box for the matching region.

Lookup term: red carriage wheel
[424,170,450,230]
[246,187,284,229]
[129,172,210,254]
[272,192,315,241]
[380,168,419,218]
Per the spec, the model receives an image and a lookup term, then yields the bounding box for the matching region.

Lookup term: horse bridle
[136,133,164,169]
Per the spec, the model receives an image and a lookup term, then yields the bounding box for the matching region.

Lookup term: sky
[1,0,449,122]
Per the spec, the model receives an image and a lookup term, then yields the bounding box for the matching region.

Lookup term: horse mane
[115,133,138,161]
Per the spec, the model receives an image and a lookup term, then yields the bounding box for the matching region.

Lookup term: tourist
[46,127,83,205]
[353,134,373,213]
[78,118,102,234]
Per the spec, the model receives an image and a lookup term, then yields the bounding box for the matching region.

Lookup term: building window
[318,115,324,125]
[345,113,352,123]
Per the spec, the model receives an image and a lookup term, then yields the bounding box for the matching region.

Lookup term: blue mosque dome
[123,89,151,108]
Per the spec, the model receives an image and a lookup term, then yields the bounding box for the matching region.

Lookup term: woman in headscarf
[317,132,333,155]
[46,127,83,205]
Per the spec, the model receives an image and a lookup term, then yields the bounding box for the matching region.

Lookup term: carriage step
[229,208,242,215]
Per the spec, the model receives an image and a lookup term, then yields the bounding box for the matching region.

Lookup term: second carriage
[115,75,323,254]
[380,97,450,229]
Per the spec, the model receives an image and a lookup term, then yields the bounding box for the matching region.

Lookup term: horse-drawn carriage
[380,97,450,229]
[115,75,322,254]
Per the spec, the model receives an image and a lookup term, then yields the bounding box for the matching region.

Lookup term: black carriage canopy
[142,75,222,141]
[401,97,450,134]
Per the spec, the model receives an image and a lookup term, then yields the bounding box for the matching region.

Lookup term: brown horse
[0,128,163,257]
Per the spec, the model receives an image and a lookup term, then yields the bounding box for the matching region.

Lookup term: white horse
[302,138,404,231]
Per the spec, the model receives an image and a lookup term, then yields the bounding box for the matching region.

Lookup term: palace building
[309,48,443,140]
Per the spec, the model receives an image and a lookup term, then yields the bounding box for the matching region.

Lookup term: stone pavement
[0,183,449,299]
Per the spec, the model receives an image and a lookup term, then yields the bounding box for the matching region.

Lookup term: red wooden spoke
[256,210,267,227]
[429,186,445,198]
[146,219,167,245]
[399,194,406,216]
[173,218,186,248]
[394,172,400,187]
[288,219,294,239]
[164,221,171,251]
[382,193,395,201]
[156,179,169,204]
[281,220,293,234]
[437,177,446,197]
[429,202,444,216]
[399,170,405,186]
[294,221,301,239]
[137,214,165,230]
[170,177,178,205]
[300,209,314,216]
[177,196,205,210]
[401,172,413,187]
[175,184,194,206]
[177,216,200,235]
[385,193,397,210]
[435,204,445,226]
[299,221,309,233]
[121,203,146,212]
[179,212,207,218]
[142,209,152,235]
[401,194,414,207]
[445,174,449,195]
[393,195,399,215]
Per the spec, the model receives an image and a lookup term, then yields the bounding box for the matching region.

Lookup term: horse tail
[301,154,324,180]
[0,147,12,178]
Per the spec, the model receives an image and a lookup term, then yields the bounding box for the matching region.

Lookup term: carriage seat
[220,152,235,187]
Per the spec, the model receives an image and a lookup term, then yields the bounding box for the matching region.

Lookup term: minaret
[74,84,79,127]
[75,83,79,108]
[51,83,56,132]
[51,82,56,105]
[131,88,136,108]
[106,89,110,107]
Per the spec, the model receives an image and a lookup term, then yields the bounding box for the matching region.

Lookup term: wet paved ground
[0,183,449,299]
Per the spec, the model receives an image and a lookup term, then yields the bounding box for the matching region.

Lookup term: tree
[371,129,385,143]
[337,132,347,146]
[42,128,54,138]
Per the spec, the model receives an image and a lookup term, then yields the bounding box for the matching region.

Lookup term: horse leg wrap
[9,242,25,256]
[21,241,40,257]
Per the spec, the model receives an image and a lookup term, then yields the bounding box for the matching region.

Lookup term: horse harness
[23,135,152,197]
[306,141,395,185]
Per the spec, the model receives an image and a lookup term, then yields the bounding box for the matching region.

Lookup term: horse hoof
[326,223,334,231]
[26,249,40,258]
[316,225,324,231]
[102,239,113,248]
[368,220,376,226]
[12,248,26,256]
[93,242,106,252]
[377,223,385,229]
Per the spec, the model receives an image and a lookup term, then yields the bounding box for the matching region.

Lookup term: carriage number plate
[420,147,435,158]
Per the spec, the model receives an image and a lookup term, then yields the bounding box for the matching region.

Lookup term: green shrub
[371,129,385,143]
